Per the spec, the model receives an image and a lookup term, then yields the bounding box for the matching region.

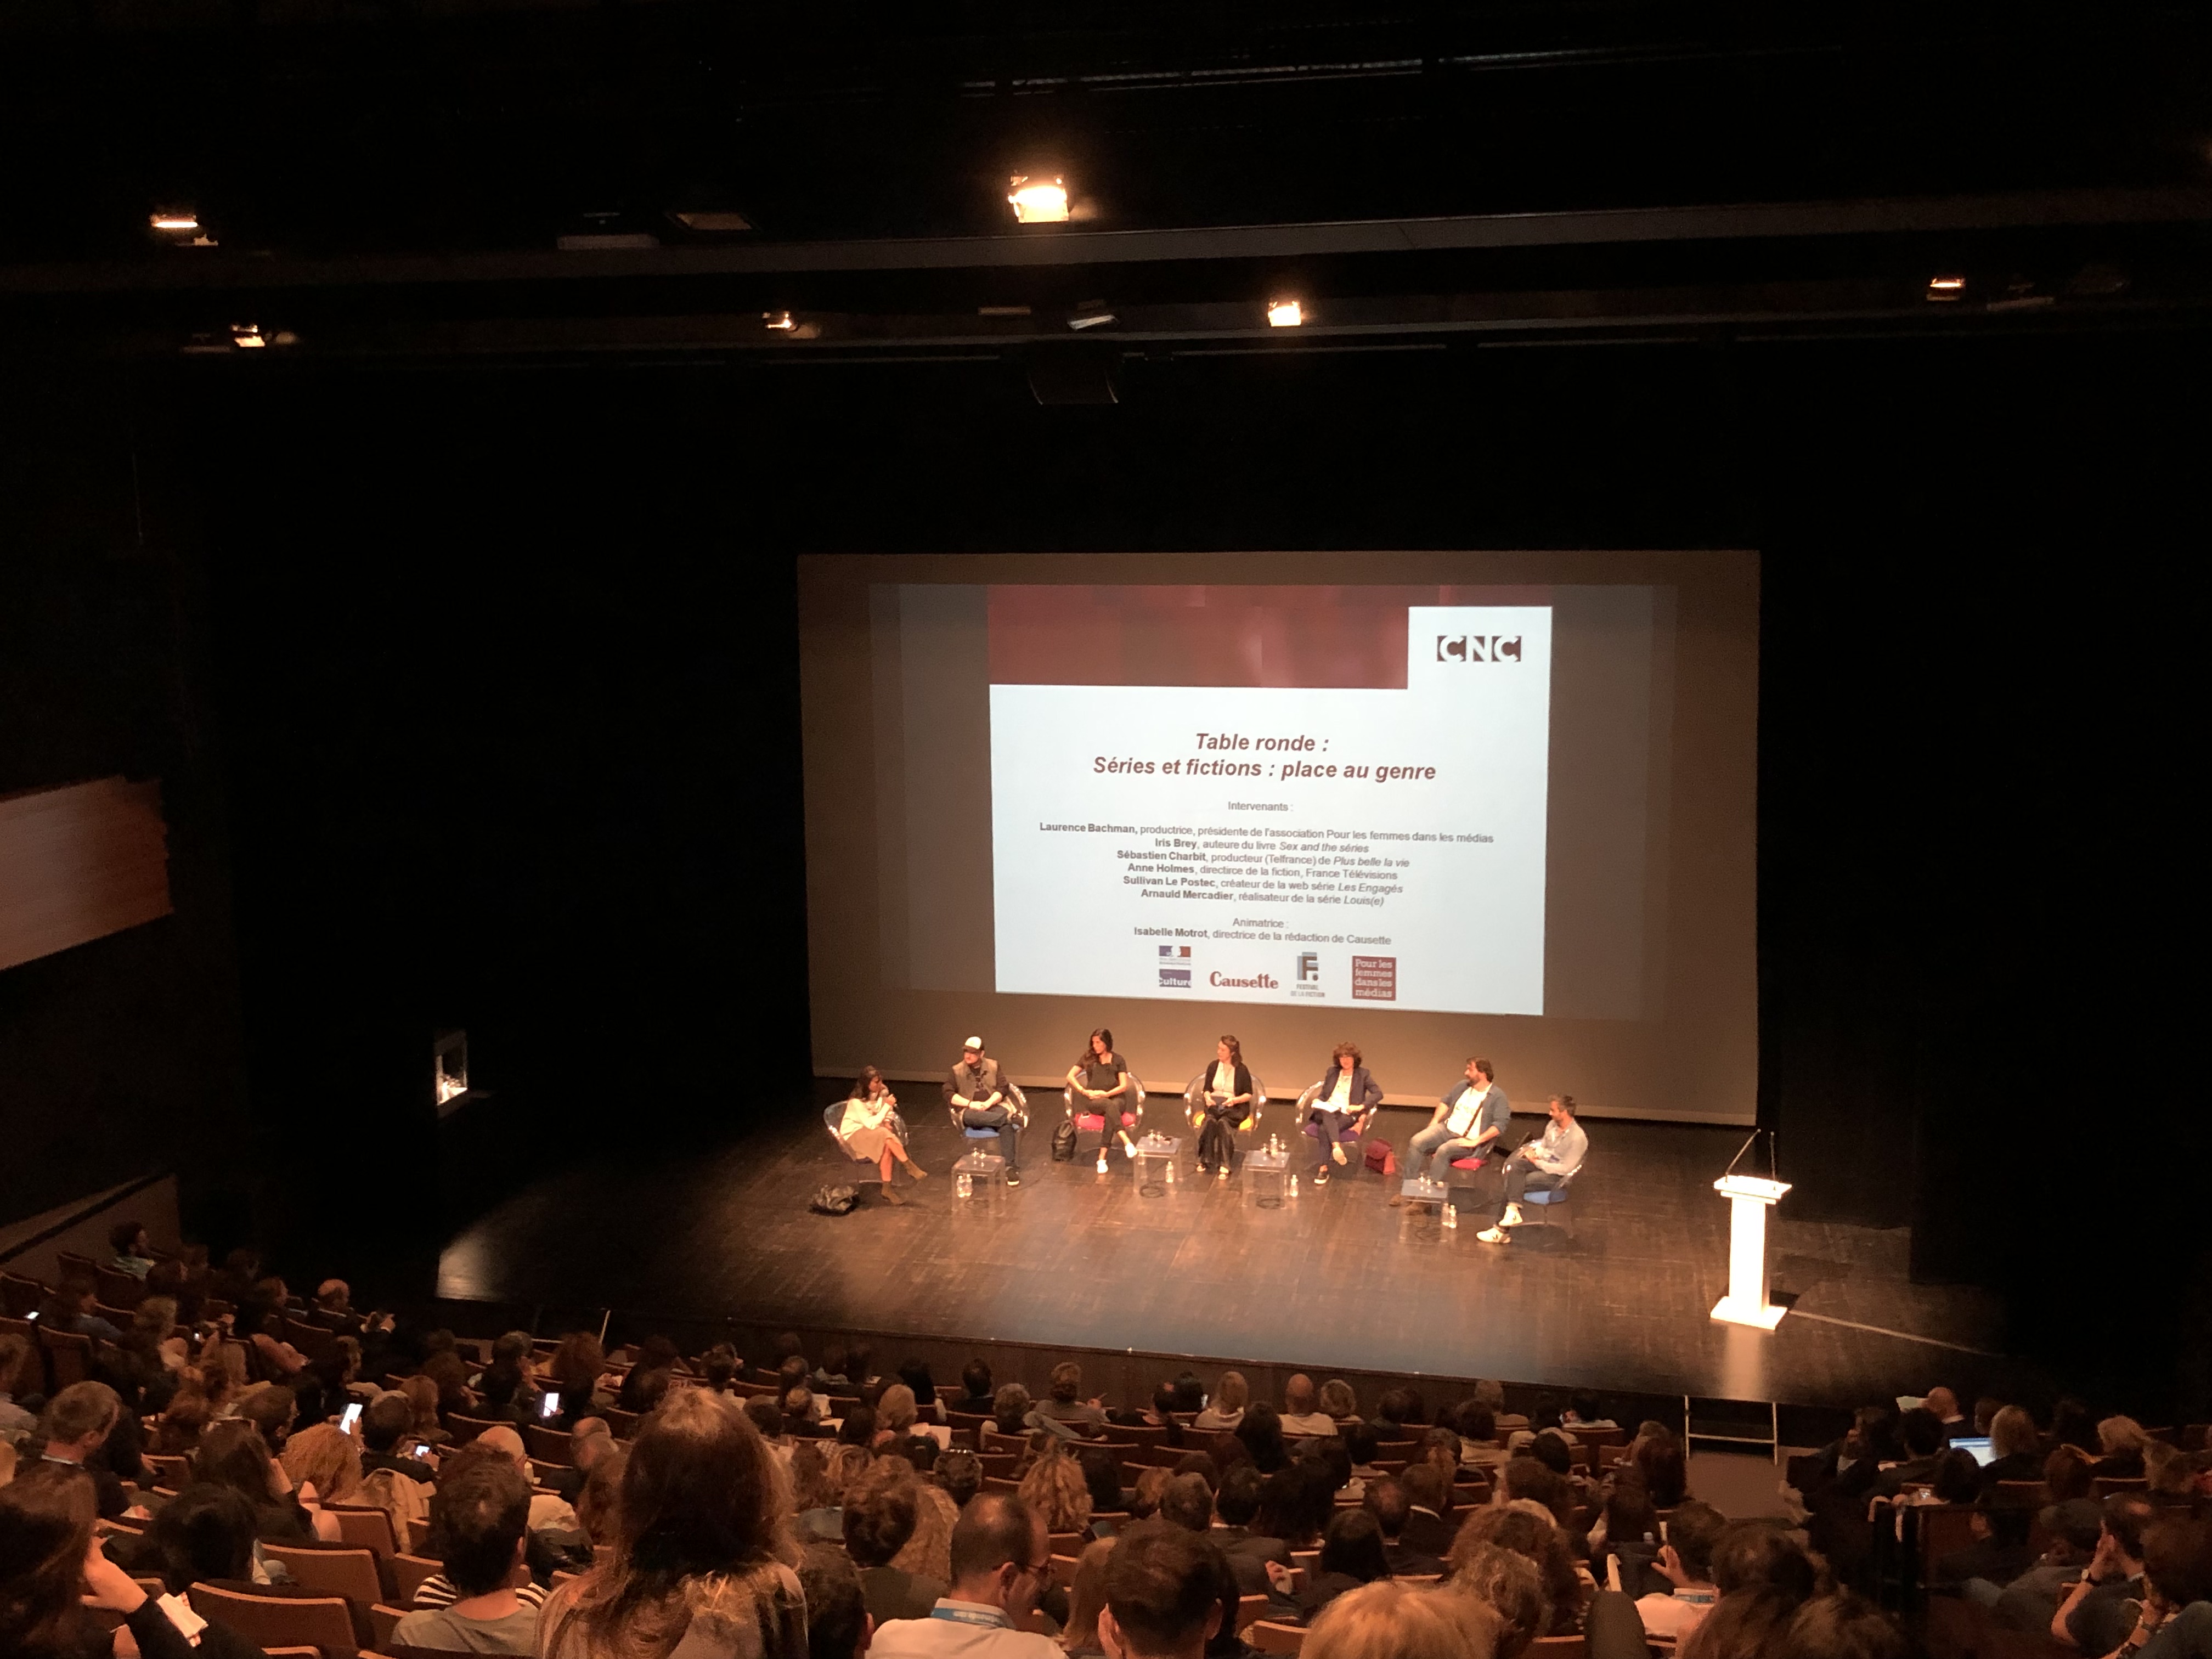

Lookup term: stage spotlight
[1267,298,1305,328]
[1068,309,1116,331]
[150,211,198,232]
[1926,274,1966,301]
[1008,175,1069,224]
[763,311,797,331]
[230,324,266,349]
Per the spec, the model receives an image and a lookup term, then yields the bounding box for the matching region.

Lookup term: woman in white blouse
[1193,1035,1254,1176]
[837,1066,929,1202]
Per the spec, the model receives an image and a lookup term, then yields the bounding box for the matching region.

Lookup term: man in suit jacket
[1204,1465,1292,1597]
[1397,1465,1459,1558]
[1364,1476,1446,1576]
[847,1466,950,1623]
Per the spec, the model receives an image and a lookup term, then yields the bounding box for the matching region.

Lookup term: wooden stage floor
[437,1100,2039,1410]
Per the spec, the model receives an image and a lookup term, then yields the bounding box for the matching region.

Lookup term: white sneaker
[1217,1166,1229,1180]
[1331,1142,1348,1166]
[1476,1226,1510,1245]
[1500,1204,1525,1228]
[1123,1139,1137,1158]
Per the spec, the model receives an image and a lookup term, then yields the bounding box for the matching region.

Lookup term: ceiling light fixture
[1008,175,1069,224]
[1267,298,1305,328]
[230,324,267,349]
[150,211,199,232]
[1926,274,1966,302]
[1068,309,1116,331]
[763,311,797,331]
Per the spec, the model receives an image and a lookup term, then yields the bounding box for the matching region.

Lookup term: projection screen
[799,551,1756,1124]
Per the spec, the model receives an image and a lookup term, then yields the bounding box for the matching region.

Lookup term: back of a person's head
[618,1385,786,1579]
[1668,1500,1728,1581]
[743,1396,784,1441]
[578,1443,629,1548]
[437,1458,532,1598]
[1989,1404,2040,1460]
[0,1463,99,1649]
[992,1383,1032,1431]
[193,1420,277,1504]
[1633,1432,1689,1506]
[1284,1374,1317,1415]
[281,1421,362,1506]
[1679,1585,1802,1659]
[37,1380,120,1447]
[234,1382,297,1444]
[1049,1361,1083,1403]
[149,1482,258,1593]
[1310,1581,1502,1659]
[1458,1400,1499,1444]
[2142,1516,2212,1609]
[1170,1373,1204,1413]
[1709,1520,1818,1604]
[1978,1489,2035,1547]
[360,1392,411,1453]
[1361,1475,1410,1539]
[1098,1522,1223,1656]
[1079,1447,1124,1515]
[838,1404,878,1447]
[1528,1433,1572,1476]
[1932,1449,1982,1504]
[1500,1458,1572,1525]
[1215,1462,1263,1526]
[935,1448,983,1508]
[1214,1371,1249,1413]
[949,1492,1037,1586]
[2045,1444,2096,1500]
[1898,1407,1943,1459]
[962,1357,992,1395]
[1401,1461,1449,1514]
[1530,1396,1561,1431]
[798,1543,869,1659]
[1319,1379,1357,1419]
[2103,1493,2158,1562]
[2099,1415,2151,1456]
[1443,1540,1544,1656]
[1319,1507,1390,1582]
[1344,1421,1381,1465]
[842,1464,919,1567]
[490,1329,532,1366]
[1158,1473,1212,1534]
[1784,1592,1911,1659]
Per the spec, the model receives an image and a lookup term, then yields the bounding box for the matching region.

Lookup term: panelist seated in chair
[1301,1042,1382,1184]
[945,1035,1025,1188]
[1188,1035,1255,1177]
[1476,1093,1588,1244]
[1064,1028,1140,1159]
[836,1066,931,1205]
[1396,1057,1509,1199]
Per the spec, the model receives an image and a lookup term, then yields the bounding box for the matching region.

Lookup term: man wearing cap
[946,1037,1023,1188]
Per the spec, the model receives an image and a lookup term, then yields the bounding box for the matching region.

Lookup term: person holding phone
[839,1066,930,1204]
[1192,1035,1254,1177]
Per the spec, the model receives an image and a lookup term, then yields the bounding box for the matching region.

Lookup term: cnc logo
[1435,635,1522,664]
[1295,952,1319,984]
[1157,943,1192,988]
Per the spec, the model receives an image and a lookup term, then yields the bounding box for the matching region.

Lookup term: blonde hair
[877,1384,918,1435]
[2098,1415,2152,1456]
[827,1444,875,1502]
[1018,1446,1093,1534]
[1319,1379,1359,1419]
[891,1480,957,1585]
[279,1421,362,1506]
[1215,1371,1249,1413]
[1989,1406,2040,1461]
[1305,1581,1500,1659]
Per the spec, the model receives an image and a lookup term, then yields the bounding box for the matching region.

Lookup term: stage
[436,1096,2043,1412]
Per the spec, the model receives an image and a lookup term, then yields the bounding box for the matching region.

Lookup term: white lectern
[1711,1174,1791,1329]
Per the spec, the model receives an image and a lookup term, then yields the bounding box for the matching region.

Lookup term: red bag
[1364,1139,1396,1175]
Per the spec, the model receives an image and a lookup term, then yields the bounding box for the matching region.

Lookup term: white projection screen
[799,551,1757,1125]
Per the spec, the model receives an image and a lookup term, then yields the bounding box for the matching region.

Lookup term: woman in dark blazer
[1192,1036,1254,1176]
[1302,1041,1382,1183]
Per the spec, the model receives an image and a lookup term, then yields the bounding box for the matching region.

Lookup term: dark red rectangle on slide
[987,583,1547,689]
[1351,955,1398,1001]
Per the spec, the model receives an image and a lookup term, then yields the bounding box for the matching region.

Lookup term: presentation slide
[797,551,1759,1124]
[990,606,1554,1015]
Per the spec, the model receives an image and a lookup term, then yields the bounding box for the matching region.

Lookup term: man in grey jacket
[1397,1057,1510,1197]
[946,1035,1023,1187]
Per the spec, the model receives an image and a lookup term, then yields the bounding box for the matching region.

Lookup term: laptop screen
[1950,1436,1995,1466]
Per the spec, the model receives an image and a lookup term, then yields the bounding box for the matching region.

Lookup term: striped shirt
[413,1577,552,1612]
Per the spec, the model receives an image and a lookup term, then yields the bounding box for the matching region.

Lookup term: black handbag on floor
[1050,1120,1078,1162]
[810,1183,861,1215]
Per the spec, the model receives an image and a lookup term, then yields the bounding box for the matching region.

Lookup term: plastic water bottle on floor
[956,1171,973,1199]
[1443,1204,1458,1231]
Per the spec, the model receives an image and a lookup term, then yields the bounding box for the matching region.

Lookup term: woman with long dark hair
[1192,1035,1254,1176]
[0,1464,200,1659]
[836,1066,929,1202]
[1067,1029,1139,1158]
[1302,1041,1381,1184]
[540,1387,804,1659]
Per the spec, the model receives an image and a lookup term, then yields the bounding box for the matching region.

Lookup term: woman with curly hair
[278,1421,363,1510]
[891,1479,958,1587]
[1018,1445,1094,1538]
[540,1387,804,1659]
[1451,1505,1587,1637]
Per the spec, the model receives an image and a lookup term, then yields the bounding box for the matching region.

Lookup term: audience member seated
[869,1492,1062,1658]
[2146,1443,2200,1508]
[955,1359,996,1414]
[278,1419,364,1517]
[1441,1543,1544,1658]
[1564,1390,1617,1432]
[2091,1415,2155,1482]
[1786,1590,1914,1659]
[1035,1363,1108,1430]
[475,1330,545,1424]
[1629,1427,1690,1510]
[1057,1536,1114,1659]
[2116,1515,2212,1659]
[847,1461,949,1623]
[1866,1407,1948,1499]
[1295,1508,1391,1622]
[1201,1464,1290,1596]
[476,1423,581,1533]
[396,1457,543,1654]
[1098,1522,1224,1659]
[539,1387,806,1659]
[1397,1464,1457,1557]
[1358,1475,1442,1577]
[1278,1374,1336,1437]
[894,1469,960,1590]
[1309,1575,1504,1659]
[149,1391,211,1458]
[0,1463,204,1659]
[543,1332,611,1431]
[1983,1498,2104,1630]
[1080,1447,1128,1529]
[1019,1443,1094,1539]
[142,1483,276,1658]
[575,1442,627,1557]
[1979,1404,2046,1488]
[1633,1498,1725,1639]
[1319,1379,1360,1425]
[936,1449,984,1511]
[800,1543,874,1659]
[39,1278,124,1344]
[1453,1505,1587,1637]
[1930,1488,2039,1592]
[2046,1443,2098,1503]
[1192,1372,1247,1432]
[2050,1493,2156,1653]
[0,1333,40,1447]
[192,1418,319,1549]
[1922,1386,1968,1434]
[36,1381,128,1520]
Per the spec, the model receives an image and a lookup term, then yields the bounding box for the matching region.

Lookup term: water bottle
[1289,1172,1299,1199]
[956,1171,973,1199]
[1444,1204,1458,1230]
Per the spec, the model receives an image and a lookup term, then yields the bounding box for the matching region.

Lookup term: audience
[1060,1536,1116,1657]
[1633,1498,1726,1639]
[395,1457,542,1654]
[1279,1375,1336,1437]
[846,1462,947,1622]
[1040,1363,1108,1429]
[2051,1493,2157,1652]
[800,1543,874,1659]
[0,1463,202,1659]
[1444,1541,1546,1658]
[869,1492,1062,1658]
[142,1483,268,1656]
[1451,1505,1585,1638]
[1192,1373,1246,1431]
[36,1381,128,1519]
[1297,1508,1392,1621]
[1098,1523,1222,1659]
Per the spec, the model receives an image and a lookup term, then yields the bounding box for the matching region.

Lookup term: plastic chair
[822,1098,911,1186]
[1183,1069,1267,1169]
[1516,1161,1583,1237]
[1064,1070,1147,1155]
[947,1082,1028,1153]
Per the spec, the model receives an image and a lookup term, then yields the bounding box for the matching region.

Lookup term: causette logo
[1210,970,1279,989]
[1435,634,1522,664]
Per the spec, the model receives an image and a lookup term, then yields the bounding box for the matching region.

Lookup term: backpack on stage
[1049,1120,1078,1162]
[810,1184,862,1216]
[1364,1139,1396,1176]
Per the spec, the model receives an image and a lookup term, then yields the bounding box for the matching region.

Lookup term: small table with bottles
[1133,1133,1182,1199]
[1245,1141,1293,1209]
